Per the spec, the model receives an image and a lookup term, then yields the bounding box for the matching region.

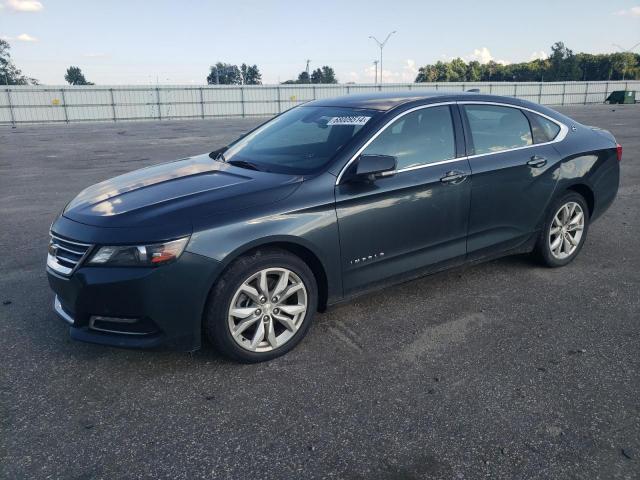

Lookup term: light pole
[373,60,379,84]
[369,31,396,84]
[612,42,640,81]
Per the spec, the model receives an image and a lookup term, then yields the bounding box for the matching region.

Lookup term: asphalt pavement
[1,104,639,479]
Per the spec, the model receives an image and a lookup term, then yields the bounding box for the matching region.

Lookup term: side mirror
[354,154,397,181]
[209,146,228,160]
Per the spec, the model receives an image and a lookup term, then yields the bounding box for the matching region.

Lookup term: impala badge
[349,252,385,265]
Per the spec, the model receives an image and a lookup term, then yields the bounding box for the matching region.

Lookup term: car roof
[305,90,490,111]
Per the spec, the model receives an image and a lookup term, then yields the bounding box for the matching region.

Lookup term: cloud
[466,47,510,65]
[83,52,108,58]
[4,0,44,12]
[16,33,37,41]
[346,71,360,82]
[613,6,640,16]
[529,50,548,61]
[468,47,493,64]
[401,59,418,81]
[1,33,38,42]
[360,59,417,83]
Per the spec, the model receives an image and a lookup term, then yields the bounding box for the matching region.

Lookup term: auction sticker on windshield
[327,116,371,126]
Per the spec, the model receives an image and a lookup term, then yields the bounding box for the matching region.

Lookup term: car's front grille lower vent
[47,232,93,276]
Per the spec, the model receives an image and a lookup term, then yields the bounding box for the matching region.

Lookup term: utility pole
[612,42,640,81]
[305,59,311,83]
[369,31,396,84]
[373,60,379,84]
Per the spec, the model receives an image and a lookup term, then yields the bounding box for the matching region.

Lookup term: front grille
[47,232,93,276]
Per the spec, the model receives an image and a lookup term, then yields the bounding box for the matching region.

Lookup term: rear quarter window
[528,113,561,144]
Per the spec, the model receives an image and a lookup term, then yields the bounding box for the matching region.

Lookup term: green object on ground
[606,90,636,104]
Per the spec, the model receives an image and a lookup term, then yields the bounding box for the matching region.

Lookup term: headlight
[87,237,189,267]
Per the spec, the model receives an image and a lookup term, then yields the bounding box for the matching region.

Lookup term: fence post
[312,85,316,99]
[583,82,588,105]
[489,83,492,94]
[156,87,161,120]
[109,88,116,122]
[561,83,566,106]
[60,88,69,124]
[199,87,205,119]
[276,86,281,113]
[513,83,518,98]
[435,83,439,91]
[538,82,543,104]
[346,85,351,95]
[240,86,245,118]
[605,81,610,101]
[6,88,16,128]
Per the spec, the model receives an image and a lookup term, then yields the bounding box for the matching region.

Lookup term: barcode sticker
[327,116,371,126]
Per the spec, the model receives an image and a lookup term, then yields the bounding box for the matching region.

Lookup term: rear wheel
[535,192,589,267]
[204,249,317,362]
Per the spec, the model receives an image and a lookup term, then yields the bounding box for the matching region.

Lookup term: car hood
[63,154,303,228]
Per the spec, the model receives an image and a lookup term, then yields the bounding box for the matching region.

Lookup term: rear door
[335,104,471,294]
[460,102,563,258]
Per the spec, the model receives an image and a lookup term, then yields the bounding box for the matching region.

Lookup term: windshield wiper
[226,160,262,171]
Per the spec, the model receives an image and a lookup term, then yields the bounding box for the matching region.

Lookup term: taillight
[616,143,622,162]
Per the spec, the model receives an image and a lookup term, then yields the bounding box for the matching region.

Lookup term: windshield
[222,106,380,174]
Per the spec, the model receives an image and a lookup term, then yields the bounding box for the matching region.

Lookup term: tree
[547,42,581,81]
[320,65,337,84]
[310,68,323,83]
[284,65,338,84]
[310,66,338,84]
[240,63,262,85]
[413,42,640,83]
[64,66,93,85]
[207,62,242,85]
[296,71,310,83]
[0,39,38,85]
[466,61,482,82]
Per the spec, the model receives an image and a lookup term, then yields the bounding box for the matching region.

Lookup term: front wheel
[535,192,590,267]
[204,249,317,362]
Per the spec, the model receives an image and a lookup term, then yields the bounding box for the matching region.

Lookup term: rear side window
[463,105,533,155]
[362,105,456,170]
[528,113,561,144]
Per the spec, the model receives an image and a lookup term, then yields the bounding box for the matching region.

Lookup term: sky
[1,0,639,85]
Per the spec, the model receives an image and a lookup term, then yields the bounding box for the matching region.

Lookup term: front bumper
[47,251,222,351]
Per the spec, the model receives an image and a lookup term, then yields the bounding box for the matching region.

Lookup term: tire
[534,192,590,268]
[204,248,317,363]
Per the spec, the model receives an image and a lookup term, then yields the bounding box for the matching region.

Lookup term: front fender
[186,174,343,302]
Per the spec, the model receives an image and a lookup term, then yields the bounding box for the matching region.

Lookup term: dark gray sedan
[47,91,621,362]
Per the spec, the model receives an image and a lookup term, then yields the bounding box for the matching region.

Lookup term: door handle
[527,155,547,168]
[440,171,467,185]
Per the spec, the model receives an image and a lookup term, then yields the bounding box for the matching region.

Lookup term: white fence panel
[1,81,638,125]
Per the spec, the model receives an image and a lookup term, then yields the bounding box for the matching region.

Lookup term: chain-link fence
[1,81,638,125]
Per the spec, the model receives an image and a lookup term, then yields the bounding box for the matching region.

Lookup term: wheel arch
[214,236,331,312]
[565,183,595,217]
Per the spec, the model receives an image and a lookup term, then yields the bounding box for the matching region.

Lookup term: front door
[335,105,471,294]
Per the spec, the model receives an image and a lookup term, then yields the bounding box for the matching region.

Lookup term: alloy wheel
[548,201,585,260]
[227,268,308,352]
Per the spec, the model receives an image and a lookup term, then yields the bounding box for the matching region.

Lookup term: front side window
[223,106,379,174]
[361,106,456,170]
[464,105,533,155]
